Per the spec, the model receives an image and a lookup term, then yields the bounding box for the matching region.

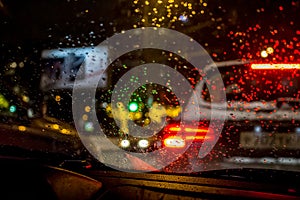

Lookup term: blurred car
[159,59,300,170]
[0,81,83,157]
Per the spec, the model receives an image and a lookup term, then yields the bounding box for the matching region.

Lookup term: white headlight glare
[120,139,130,148]
[138,139,149,148]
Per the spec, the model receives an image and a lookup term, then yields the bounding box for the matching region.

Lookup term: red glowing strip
[167,125,208,133]
[185,135,212,140]
[184,128,208,133]
[251,63,300,69]
[168,127,181,132]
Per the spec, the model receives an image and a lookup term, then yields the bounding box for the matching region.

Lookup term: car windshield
[1,0,300,175]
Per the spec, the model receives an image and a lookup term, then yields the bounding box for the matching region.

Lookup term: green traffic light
[128,102,139,112]
[9,105,17,113]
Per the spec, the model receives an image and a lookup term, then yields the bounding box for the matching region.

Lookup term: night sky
[0,0,299,105]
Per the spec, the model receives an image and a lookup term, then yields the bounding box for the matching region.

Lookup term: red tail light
[163,124,213,148]
[185,135,214,140]
[167,126,181,132]
[251,63,300,70]
[165,124,208,133]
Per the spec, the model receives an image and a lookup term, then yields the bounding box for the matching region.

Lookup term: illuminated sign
[40,46,108,90]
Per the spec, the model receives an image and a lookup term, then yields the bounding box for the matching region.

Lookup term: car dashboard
[1,156,300,200]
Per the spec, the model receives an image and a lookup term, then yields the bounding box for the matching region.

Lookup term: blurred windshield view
[1,0,300,173]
